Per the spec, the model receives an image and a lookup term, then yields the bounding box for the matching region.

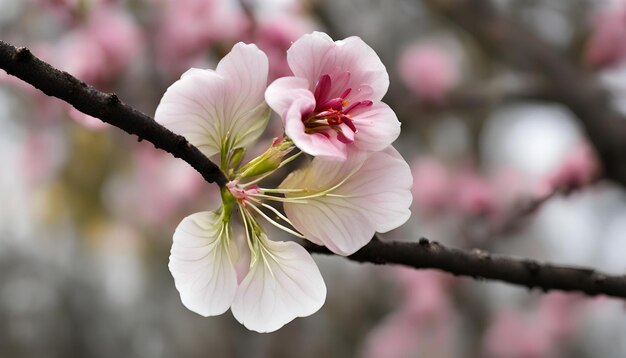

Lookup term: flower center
[302,74,372,144]
[226,180,260,207]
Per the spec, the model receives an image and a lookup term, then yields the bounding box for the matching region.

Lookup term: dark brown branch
[423,0,626,188]
[0,40,228,187]
[2,39,626,299]
[304,236,626,298]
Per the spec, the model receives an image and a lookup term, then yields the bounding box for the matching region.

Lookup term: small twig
[0,40,228,187]
[303,236,626,298]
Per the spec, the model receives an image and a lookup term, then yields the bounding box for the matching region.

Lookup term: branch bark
[423,0,626,188]
[304,236,626,298]
[2,39,626,299]
[0,40,228,187]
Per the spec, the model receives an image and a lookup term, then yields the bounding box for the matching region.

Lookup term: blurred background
[2,0,626,357]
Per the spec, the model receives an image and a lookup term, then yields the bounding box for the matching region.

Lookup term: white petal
[280,147,413,255]
[218,43,271,151]
[155,69,227,157]
[155,43,269,158]
[169,211,239,316]
[231,237,326,333]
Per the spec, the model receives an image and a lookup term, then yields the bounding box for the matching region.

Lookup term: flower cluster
[154,32,413,333]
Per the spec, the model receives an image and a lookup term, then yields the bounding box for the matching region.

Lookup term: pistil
[302,74,373,143]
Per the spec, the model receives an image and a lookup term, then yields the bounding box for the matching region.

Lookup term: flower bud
[229,147,246,169]
[237,137,294,179]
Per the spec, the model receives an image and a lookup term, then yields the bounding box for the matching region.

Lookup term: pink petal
[287,32,389,102]
[351,102,401,153]
[265,76,313,120]
[284,108,347,160]
[169,211,239,316]
[231,237,326,333]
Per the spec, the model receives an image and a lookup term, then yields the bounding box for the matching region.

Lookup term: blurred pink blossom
[411,157,453,213]
[254,15,313,80]
[156,0,248,74]
[483,293,583,358]
[21,131,65,185]
[585,1,626,68]
[86,5,144,75]
[455,171,499,216]
[398,43,458,103]
[67,106,108,130]
[537,293,582,340]
[106,146,209,225]
[484,311,555,358]
[538,142,599,195]
[361,268,456,358]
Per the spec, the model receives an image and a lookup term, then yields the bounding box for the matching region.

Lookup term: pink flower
[398,43,458,103]
[265,32,401,160]
[543,142,599,192]
[254,15,314,80]
[361,269,455,358]
[483,311,555,358]
[156,43,326,333]
[86,5,143,75]
[585,2,626,68]
[411,157,453,213]
[455,171,498,216]
[156,0,248,74]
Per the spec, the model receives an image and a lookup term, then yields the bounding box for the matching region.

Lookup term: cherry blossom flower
[155,42,326,333]
[155,37,412,332]
[398,43,458,103]
[585,1,626,68]
[156,0,248,74]
[254,14,314,80]
[265,31,401,160]
[411,157,453,213]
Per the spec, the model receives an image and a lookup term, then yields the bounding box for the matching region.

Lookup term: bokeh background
[2,0,626,357]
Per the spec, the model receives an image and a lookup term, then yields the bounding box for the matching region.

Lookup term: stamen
[303,73,373,144]
[318,97,344,111]
[314,74,332,104]
[344,100,373,114]
[247,202,306,238]
[336,131,353,144]
[341,115,357,132]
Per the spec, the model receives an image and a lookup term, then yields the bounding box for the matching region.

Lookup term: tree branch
[2,39,626,299]
[304,236,626,298]
[423,0,626,188]
[0,40,228,187]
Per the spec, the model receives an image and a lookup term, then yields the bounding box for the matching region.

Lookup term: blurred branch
[423,0,626,188]
[405,77,558,115]
[2,39,626,299]
[0,40,228,187]
[304,236,626,299]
